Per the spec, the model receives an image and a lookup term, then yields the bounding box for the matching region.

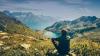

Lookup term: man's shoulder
[52,37,60,41]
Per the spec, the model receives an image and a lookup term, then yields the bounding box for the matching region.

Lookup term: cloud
[64,0,83,4]
[0,0,89,5]
[0,0,94,12]
[30,0,84,5]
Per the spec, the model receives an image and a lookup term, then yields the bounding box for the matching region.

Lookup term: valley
[0,11,100,56]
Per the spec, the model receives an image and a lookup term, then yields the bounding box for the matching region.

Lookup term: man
[52,29,70,56]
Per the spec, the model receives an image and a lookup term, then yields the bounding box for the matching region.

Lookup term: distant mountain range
[1,10,100,35]
[3,10,58,30]
[45,16,100,34]
[0,11,35,36]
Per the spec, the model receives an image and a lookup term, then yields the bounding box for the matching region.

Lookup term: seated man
[52,29,70,56]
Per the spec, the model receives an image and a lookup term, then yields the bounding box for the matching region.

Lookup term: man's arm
[51,38,59,48]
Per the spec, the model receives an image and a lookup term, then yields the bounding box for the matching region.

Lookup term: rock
[20,43,31,49]
[0,41,4,46]
[0,32,8,35]
[69,50,76,56]
[3,46,10,50]
[1,36,9,39]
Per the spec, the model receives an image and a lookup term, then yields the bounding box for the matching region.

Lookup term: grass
[0,31,100,56]
[70,32,100,56]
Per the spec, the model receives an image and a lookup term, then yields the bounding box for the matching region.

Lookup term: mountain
[0,11,100,56]
[71,16,99,27]
[0,11,56,56]
[3,10,58,30]
[45,16,100,34]
[0,11,35,36]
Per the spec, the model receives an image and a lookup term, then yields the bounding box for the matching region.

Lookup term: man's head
[61,28,70,37]
[61,29,67,37]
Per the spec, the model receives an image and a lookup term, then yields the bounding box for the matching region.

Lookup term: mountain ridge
[45,16,100,34]
[3,10,59,30]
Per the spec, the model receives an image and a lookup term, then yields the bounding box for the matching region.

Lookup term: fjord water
[44,31,58,38]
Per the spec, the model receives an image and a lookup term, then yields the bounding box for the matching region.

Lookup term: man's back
[52,30,70,55]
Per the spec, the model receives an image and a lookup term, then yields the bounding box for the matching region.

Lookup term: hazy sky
[0,0,100,20]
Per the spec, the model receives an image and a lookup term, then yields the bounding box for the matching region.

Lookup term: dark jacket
[52,30,70,55]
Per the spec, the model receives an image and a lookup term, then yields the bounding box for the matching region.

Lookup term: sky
[0,0,100,20]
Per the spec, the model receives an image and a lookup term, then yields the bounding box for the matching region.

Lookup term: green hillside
[0,32,55,56]
[0,31,99,56]
[70,32,100,56]
[0,11,55,56]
